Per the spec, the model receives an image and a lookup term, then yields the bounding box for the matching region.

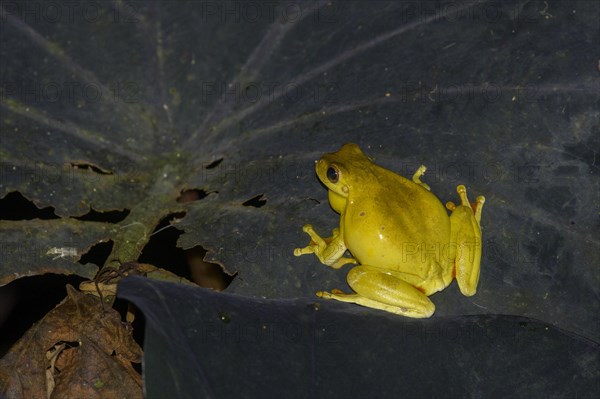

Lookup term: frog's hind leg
[317,265,435,318]
[446,185,485,296]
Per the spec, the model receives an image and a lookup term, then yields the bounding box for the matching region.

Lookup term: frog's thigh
[325,265,434,318]
[450,206,482,297]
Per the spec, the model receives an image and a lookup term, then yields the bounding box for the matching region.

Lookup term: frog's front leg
[294,224,357,269]
[411,165,431,191]
[446,185,486,296]
[318,265,435,318]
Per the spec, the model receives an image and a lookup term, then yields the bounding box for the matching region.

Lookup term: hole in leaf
[73,208,130,223]
[112,298,146,359]
[46,340,81,375]
[205,158,223,169]
[137,213,234,290]
[78,240,114,267]
[53,340,81,349]
[0,191,60,220]
[0,274,87,357]
[137,212,191,281]
[242,194,267,208]
[177,188,208,203]
[69,162,113,175]
[186,246,235,291]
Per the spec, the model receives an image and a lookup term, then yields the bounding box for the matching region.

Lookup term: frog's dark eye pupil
[327,166,339,183]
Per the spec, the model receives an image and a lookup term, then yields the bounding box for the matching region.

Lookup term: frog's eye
[327,166,339,183]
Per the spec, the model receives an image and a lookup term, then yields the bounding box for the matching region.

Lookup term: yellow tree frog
[294,143,485,318]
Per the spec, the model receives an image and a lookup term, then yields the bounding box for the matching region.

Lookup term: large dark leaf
[118,276,600,398]
[1,0,599,396]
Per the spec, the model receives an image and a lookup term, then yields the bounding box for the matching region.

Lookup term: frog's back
[343,163,451,281]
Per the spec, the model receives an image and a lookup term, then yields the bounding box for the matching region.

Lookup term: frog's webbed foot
[411,165,431,191]
[446,185,486,296]
[293,224,357,269]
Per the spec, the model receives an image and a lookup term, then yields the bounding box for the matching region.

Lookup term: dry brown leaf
[0,285,142,399]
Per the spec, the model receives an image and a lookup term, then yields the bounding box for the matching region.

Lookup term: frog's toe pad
[293,246,313,256]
